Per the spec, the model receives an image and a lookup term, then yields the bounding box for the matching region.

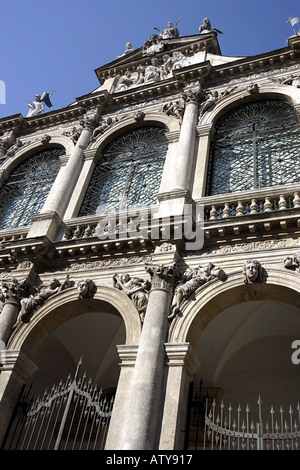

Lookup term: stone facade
[0,24,300,450]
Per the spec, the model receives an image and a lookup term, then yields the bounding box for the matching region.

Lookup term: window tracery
[79,126,168,215]
[206,100,300,195]
[0,148,64,229]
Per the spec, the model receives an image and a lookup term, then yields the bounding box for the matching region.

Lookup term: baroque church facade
[0,19,300,450]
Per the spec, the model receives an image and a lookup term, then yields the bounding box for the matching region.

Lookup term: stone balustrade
[204,192,300,221]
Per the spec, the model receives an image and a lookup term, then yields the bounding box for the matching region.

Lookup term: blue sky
[0,0,299,118]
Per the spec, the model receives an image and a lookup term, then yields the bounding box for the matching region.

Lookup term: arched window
[79,126,168,215]
[0,147,64,229]
[206,100,300,195]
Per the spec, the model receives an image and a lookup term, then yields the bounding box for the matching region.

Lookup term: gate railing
[203,396,300,450]
[184,382,300,451]
[2,358,114,450]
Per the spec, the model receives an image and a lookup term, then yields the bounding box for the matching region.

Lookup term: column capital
[181,86,203,106]
[196,122,215,137]
[164,342,200,377]
[145,244,179,292]
[0,350,38,380]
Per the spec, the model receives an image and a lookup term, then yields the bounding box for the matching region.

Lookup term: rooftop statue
[121,42,134,56]
[199,18,224,35]
[27,91,55,117]
[154,20,180,39]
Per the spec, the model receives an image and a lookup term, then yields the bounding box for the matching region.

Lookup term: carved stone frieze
[113,50,191,93]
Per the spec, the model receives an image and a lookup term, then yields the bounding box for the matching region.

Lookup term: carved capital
[145,262,177,292]
[181,86,203,105]
[0,277,24,307]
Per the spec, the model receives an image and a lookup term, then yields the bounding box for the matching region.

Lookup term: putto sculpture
[27,91,55,117]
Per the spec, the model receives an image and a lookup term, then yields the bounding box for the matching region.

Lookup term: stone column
[0,350,37,446]
[105,345,138,450]
[119,245,178,450]
[27,98,107,240]
[158,88,201,217]
[173,89,201,191]
[158,343,200,449]
[192,123,215,199]
[0,278,23,349]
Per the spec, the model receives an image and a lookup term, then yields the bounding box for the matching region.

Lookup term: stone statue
[143,34,164,56]
[243,259,263,283]
[113,273,151,322]
[284,253,300,272]
[122,42,134,56]
[27,91,55,117]
[15,276,70,324]
[77,279,96,299]
[162,100,185,123]
[199,18,223,35]
[169,263,226,319]
[154,20,180,40]
[199,90,219,116]
[91,117,114,140]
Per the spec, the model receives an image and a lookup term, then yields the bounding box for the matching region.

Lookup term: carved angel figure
[169,263,226,319]
[113,273,151,322]
[16,277,69,324]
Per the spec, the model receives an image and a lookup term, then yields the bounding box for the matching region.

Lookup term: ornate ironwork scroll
[2,359,114,450]
[79,126,168,215]
[206,100,300,195]
[0,148,64,229]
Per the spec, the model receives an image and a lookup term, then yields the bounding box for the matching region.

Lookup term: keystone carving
[243,259,263,284]
[77,279,96,299]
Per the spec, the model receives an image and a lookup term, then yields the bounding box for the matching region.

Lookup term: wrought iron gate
[2,359,114,450]
[185,382,300,450]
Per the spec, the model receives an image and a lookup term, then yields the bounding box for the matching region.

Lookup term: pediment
[94,33,222,93]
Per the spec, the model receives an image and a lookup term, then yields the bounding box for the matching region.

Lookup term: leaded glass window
[79,126,168,215]
[206,100,300,195]
[0,148,64,229]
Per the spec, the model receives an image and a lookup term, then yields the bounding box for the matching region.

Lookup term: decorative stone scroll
[113,273,151,322]
[169,262,226,319]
